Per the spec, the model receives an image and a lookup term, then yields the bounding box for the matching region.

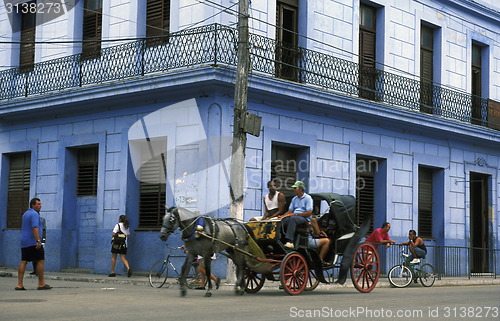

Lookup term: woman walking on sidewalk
[109,215,132,277]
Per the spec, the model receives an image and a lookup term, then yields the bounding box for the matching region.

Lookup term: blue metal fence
[379,244,498,278]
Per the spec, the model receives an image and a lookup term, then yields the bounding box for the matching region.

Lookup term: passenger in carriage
[250,180,286,221]
[365,222,396,249]
[309,219,331,265]
[278,181,313,249]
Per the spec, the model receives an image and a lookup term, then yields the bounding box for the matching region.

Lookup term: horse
[159,207,249,297]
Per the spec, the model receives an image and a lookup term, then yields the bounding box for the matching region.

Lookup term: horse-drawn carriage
[160,193,381,296]
[243,193,381,295]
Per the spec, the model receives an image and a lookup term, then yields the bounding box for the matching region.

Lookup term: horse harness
[180,215,246,253]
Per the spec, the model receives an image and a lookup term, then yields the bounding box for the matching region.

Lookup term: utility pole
[227,0,250,284]
[229,0,249,222]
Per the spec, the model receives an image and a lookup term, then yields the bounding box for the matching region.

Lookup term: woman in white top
[109,215,132,277]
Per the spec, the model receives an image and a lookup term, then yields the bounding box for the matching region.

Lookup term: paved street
[1,272,499,321]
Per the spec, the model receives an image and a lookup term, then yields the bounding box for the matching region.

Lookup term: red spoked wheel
[280,252,309,295]
[304,268,320,291]
[244,267,265,293]
[350,242,380,293]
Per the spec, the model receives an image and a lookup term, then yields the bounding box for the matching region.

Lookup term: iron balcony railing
[1,23,499,130]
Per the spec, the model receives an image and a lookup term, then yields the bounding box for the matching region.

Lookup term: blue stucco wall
[0,71,499,277]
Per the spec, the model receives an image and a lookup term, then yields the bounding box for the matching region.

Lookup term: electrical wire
[0,0,498,93]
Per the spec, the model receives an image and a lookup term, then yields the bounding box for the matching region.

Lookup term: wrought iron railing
[0,23,498,130]
[379,244,499,278]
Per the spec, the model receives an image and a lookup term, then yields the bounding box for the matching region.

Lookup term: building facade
[0,0,499,276]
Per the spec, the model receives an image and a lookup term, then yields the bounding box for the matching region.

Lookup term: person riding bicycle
[402,229,427,264]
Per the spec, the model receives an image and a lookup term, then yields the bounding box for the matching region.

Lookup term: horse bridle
[161,210,178,236]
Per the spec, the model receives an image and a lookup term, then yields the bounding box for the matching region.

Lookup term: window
[77,147,98,196]
[418,166,433,239]
[359,3,377,100]
[355,157,375,235]
[81,0,103,60]
[19,4,36,73]
[420,24,434,114]
[146,0,170,47]
[471,43,483,125]
[139,157,166,228]
[7,152,31,228]
[271,144,298,194]
[276,0,299,81]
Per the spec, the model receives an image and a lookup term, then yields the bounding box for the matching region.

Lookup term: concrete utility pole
[229,0,250,222]
[227,0,250,283]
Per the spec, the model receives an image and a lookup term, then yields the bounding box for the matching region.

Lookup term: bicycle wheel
[149,260,169,288]
[419,263,436,287]
[388,265,412,288]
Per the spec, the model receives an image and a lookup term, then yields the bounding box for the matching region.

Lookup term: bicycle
[148,246,201,288]
[388,246,436,288]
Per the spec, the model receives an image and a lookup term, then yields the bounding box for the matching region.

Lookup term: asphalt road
[1,277,499,321]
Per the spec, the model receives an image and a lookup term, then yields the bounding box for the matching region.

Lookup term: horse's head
[159,207,180,242]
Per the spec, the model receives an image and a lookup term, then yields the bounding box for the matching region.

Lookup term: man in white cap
[278,181,313,249]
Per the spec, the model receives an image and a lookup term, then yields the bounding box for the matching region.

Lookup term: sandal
[37,284,52,290]
[15,286,26,291]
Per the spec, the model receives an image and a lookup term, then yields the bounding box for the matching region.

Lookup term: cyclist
[402,229,427,264]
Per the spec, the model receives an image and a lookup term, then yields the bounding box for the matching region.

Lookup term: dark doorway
[469,172,489,273]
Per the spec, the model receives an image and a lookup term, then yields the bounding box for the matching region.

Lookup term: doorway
[469,172,490,273]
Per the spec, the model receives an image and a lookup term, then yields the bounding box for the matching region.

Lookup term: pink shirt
[365,228,390,246]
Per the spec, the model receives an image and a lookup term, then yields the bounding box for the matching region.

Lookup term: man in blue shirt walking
[279,181,313,249]
[15,198,52,290]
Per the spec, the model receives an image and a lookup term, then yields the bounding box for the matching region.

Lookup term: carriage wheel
[280,252,309,295]
[244,267,265,293]
[304,268,320,291]
[350,242,380,293]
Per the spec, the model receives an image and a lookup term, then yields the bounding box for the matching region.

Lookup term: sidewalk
[1,266,499,288]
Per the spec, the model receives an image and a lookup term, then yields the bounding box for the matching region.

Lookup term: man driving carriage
[278,181,313,249]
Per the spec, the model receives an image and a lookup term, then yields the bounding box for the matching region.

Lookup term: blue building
[0,0,499,276]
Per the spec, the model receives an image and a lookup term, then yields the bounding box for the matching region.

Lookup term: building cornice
[1,66,498,147]
[434,0,500,23]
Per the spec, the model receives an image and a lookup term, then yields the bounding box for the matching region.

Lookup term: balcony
[0,23,498,130]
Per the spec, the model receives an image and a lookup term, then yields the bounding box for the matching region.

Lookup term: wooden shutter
[471,44,482,124]
[81,0,103,60]
[276,0,299,81]
[139,157,167,228]
[418,167,433,239]
[77,147,98,196]
[420,25,434,113]
[359,4,376,100]
[7,152,31,228]
[271,144,298,194]
[146,0,170,47]
[356,159,375,235]
[19,8,36,73]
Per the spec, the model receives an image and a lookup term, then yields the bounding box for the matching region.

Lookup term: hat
[291,181,305,189]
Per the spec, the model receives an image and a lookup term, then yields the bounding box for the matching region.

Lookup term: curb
[2,269,499,288]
